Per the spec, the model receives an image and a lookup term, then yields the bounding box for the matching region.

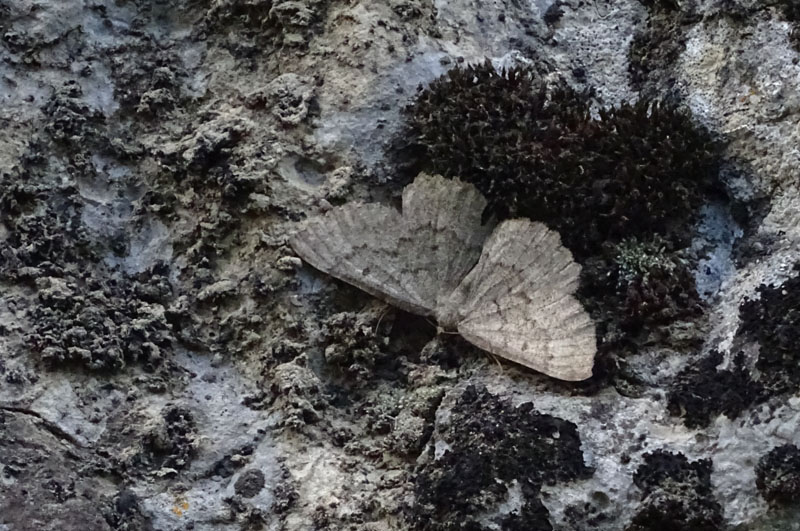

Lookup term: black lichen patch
[148,406,198,470]
[410,385,592,530]
[147,112,266,271]
[777,0,800,20]
[756,444,800,506]
[0,178,94,281]
[0,130,180,374]
[737,268,800,396]
[106,38,186,118]
[543,1,565,25]
[404,61,720,258]
[667,350,762,428]
[261,356,329,430]
[627,450,724,531]
[637,0,681,9]
[0,89,104,277]
[668,266,800,427]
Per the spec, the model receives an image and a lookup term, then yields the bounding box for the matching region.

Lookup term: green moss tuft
[580,237,705,359]
[611,237,704,327]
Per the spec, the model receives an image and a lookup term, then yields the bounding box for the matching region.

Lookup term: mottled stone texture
[2,0,800,529]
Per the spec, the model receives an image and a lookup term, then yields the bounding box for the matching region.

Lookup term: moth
[289,173,596,381]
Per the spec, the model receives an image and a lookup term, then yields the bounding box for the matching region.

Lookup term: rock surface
[1,0,800,530]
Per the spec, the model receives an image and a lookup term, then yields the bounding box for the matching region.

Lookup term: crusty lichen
[27,268,175,372]
[203,0,332,49]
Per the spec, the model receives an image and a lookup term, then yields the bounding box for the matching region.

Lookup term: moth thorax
[435,304,461,333]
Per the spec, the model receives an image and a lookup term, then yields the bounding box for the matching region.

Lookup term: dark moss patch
[410,385,592,530]
[627,450,724,531]
[667,350,762,428]
[576,237,708,392]
[756,444,800,506]
[404,61,723,389]
[737,267,800,396]
[628,20,683,89]
[404,61,720,258]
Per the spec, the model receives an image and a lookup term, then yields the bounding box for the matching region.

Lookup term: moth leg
[487,352,504,373]
[374,304,393,335]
